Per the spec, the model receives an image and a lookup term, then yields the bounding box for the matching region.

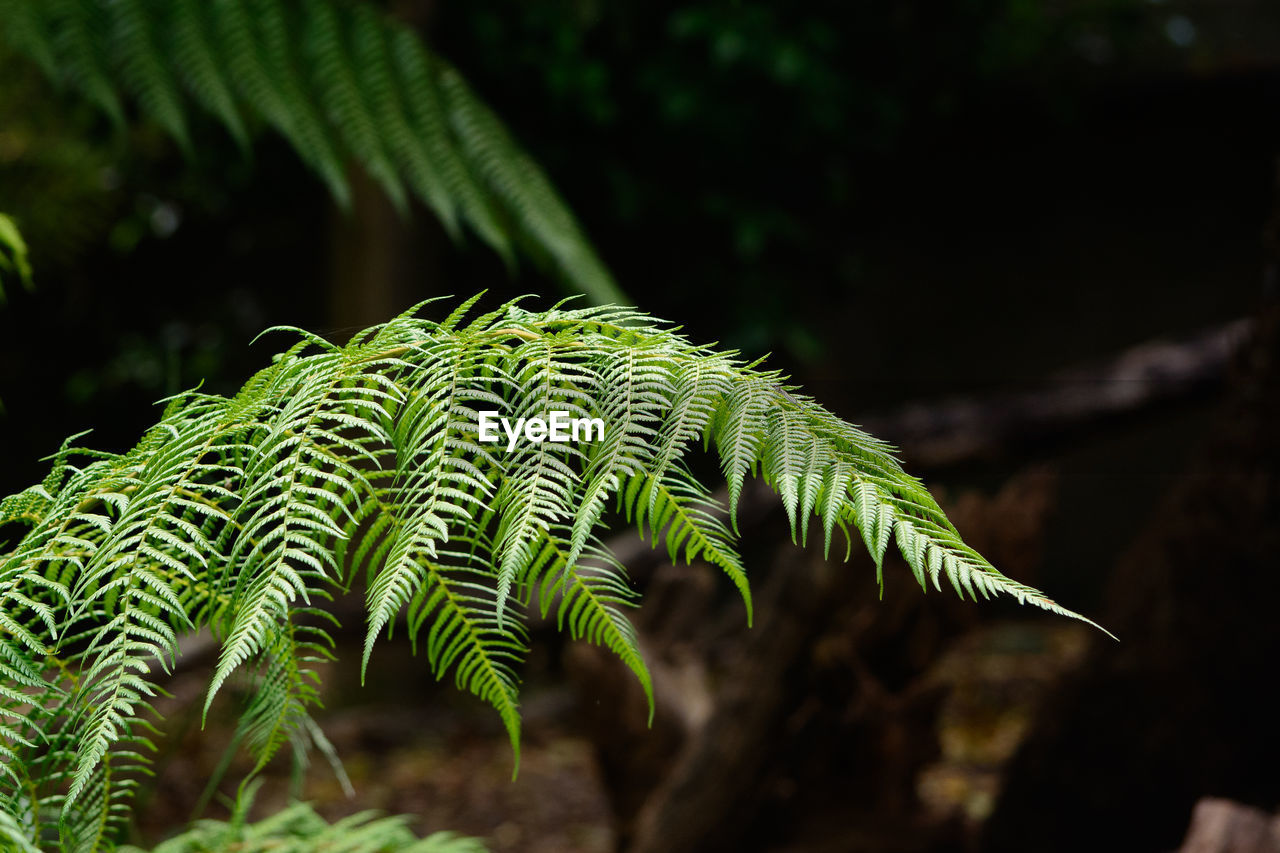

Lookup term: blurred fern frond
[0,295,1102,850]
[0,213,33,302]
[0,46,120,280]
[0,0,624,305]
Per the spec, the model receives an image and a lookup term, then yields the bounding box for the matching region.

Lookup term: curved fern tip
[1067,608,1118,642]
[1023,593,1115,640]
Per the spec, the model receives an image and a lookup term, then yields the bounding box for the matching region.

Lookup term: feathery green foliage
[117,786,488,853]
[0,0,625,305]
[0,295,1103,851]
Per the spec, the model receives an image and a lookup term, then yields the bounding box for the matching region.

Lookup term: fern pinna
[0,296,1103,850]
[0,0,623,305]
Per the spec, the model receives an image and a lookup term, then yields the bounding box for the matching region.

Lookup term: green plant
[0,0,624,305]
[0,3,1111,849]
[0,293,1102,851]
[0,214,33,304]
[116,785,487,853]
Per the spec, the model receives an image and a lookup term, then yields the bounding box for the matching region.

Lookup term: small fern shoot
[0,295,1105,851]
[0,213,34,304]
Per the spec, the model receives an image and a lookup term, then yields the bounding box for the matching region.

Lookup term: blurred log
[1179,799,1280,853]
[623,549,840,853]
[981,305,1280,853]
[864,318,1252,468]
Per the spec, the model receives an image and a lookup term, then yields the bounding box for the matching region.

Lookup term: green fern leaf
[351,6,455,235]
[114,0,192,154]
[361,337,496,677]
[405,542,524,775]
[564,343,671,588]
[391,30,512,259]
[711,375,772,528]
[622,464,753,626]
[0,0,58,80]
[170,0,250,150]
[522,525,653,722]
[253,0,351,208]
[47,0,126,130]
[300,0,406,213]
[437,64,626,306]
[232,617,331,778]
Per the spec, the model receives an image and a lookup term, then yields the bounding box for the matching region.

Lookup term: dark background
[2,1,1279,850]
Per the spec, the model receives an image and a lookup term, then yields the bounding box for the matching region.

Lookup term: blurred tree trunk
[327,164,456,334]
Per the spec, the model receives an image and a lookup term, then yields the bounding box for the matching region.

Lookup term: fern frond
[404,539,524,773]
[232,615,332,780]
[301,0,406,213]
[169,0,248,150]
[493,333,598,619]
[622,463,754,626]
[712,374,774,529]
[0,0,625,303]
[355,11,456,238]
[521,524,653,722]
[0,808,41,853]
[564,343,671,581]
[211,0,350,206]
[0,295,1104,851]
[435,65,623,306]
[361,335,496,676]
[114,0,191,153]
[46,0,125,129]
